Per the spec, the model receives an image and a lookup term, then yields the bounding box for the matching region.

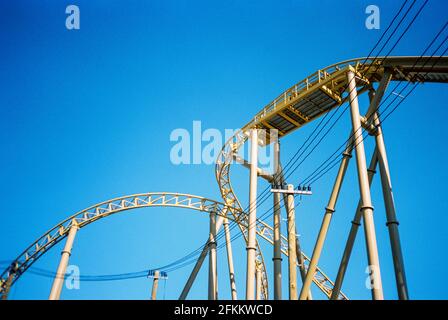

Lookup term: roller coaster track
[215,56,448,300]
[0,192,344,299]
[2,56,448,300]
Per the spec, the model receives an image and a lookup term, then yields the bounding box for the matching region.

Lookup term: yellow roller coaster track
[2,56,448,300]
[0,192,345,299]
[215,56,448,300]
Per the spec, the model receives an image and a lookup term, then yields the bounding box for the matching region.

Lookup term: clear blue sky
[1,0,447,300]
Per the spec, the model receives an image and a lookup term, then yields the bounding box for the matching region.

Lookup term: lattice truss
[0,191,345,299]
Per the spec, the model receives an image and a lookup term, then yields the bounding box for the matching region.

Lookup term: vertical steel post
[255,266,262,300]
[331,148,378,299]
[49,220,78,300]
[151,270,160,300]
[295,238,312,300]
[246,129,258,300]
[208,211,218,300]
[286,184,298,300]
[278,168,310,299]
[373,111,409,300]
[298,141,352,300]
[179,216,224,300]
[223,217,238,300]
[347,70,383,300]
[272,138,282,300]
[331,73,392,300]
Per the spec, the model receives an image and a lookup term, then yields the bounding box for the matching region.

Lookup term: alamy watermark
[169,121,278,172]
[66,5,80,30]
[365,5,380,30]
[65,264,80,290]
[365,265,381,290]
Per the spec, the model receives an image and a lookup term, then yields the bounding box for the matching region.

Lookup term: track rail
[0,192,344,299]
[0,193,232,292]
[3,56,448,299]
[215,56,448,300]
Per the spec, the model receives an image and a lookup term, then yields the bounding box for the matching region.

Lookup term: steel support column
[331,148,378,299]
[295,238,312,300]
[246,129,258,300]
[298,141,353,300]
[330,72,392,300]
[151,270,160,300]
[223,217,237,300]
[255,266,262,300]
[286,184,298,300]
[272,138,282,300]
[49,220,78,300]
[347,70,383,300]
[373,111,409,300]
[179,216,224,300]
[278,167,310,299]
[208,211,218,300]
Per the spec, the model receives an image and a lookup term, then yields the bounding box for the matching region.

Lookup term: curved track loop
[0,193,235,292]
[216,127,348,299]
[216,130,271,300]
[0,192,344,299]
[215,56,448,300]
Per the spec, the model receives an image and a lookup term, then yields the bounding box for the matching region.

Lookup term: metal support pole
[273,192,283,299]
[255,266,262,300]
[223,217,237,300]
[49,220,78,300]
[208,211,218,300]
[272,139,282,300]
[373,111,409,300]
[295,238,312,300]
[151,270,160,300]
[330,72,391,300]
[281,193,311,300]
[331,148,378,299]
[246,129,258,300]
[179,216,224,300]
[278,166,311,299]
[298,141,353,299]
[347,70,383,300]
[286,184,298,300]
